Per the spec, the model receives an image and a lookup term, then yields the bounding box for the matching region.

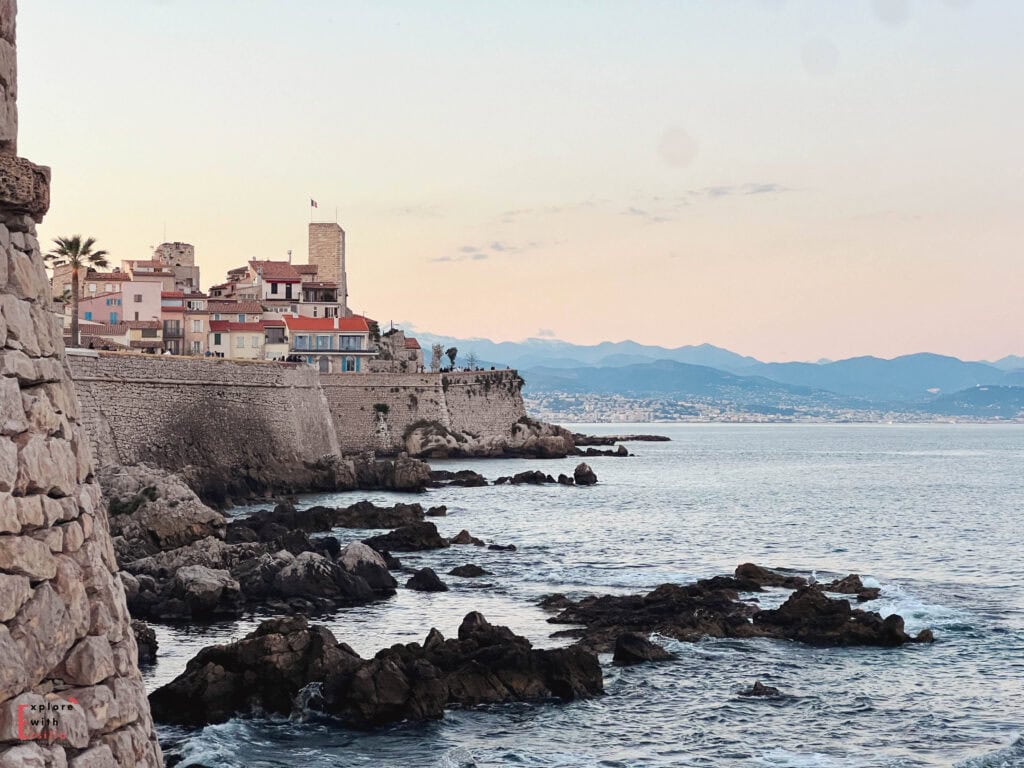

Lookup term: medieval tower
[307,222,349,315]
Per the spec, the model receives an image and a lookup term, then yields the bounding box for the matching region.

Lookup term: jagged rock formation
[0,3,162,764]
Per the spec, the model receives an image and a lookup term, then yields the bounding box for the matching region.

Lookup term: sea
[153,424,1024,768]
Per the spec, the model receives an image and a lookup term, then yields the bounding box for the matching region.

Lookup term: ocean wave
[869,583,973,635]
[953,735,1024,768]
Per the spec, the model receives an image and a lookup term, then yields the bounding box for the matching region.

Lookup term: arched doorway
[318,356,330,373]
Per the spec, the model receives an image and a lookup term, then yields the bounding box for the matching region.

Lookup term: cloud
[536,328,557,338]
[391,205,443,218]
[431,240,542,264]
[622,206,675,224]
[683,183,791,200]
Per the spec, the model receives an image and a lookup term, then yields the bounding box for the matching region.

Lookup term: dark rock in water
[132,620,158,664]
[363,521,450,552]
[426,505,448,517]
[449,564,490,578]
[753,585,934,646]
[274,551,376,603]
[488,543,517,552]
[573,433,670,445]
[539,593,573,611]
[151,612,603,728]
[823,573,881,602]
[739,681,781,697]
[498,470,556,485]
[450,529,485,546]
[338,542,398,594]
[315,535,342,559]
[578,445,629,457]
[227,501,426,544]
[612,632,675,666]
[429,470,488,487]
[381,551,403,570]
[557,474,574,485]
[573,463,598,486]
[548,566,934,651]
[734,563,808,589]
[407,568,449,592]
[149,616,362,726]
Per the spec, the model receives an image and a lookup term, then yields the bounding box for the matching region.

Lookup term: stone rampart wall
[67,354,340,474]
[320,370,526,453]
[66,356,527,460]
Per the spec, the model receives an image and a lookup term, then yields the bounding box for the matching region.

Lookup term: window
[270,283,278,295]
[191,341,201,353]
[266,327,286,344]
[212,313,221,320]
[110,312,118,324]
[235,336,245,348]
[104,283,113,292]
[192,319,202,332]
[312,306,318,317]
[294,335,309,351]
[251,335,260,348]
[134,312,139,321]
[88,284,96,294]
[213,333,222,345]
[83,311,92,320]
[238,314,245,323]
[134,294,142,303]
[141,328,158,339]
[316,335,332,351]
[340,335,362,351]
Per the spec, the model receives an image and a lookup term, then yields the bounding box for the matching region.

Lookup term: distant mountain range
[407,330,1024,418]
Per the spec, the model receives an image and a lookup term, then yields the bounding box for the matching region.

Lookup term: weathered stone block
[0,743,49,768]
[28,526,60,554]
[0,534,55,579]
[15,436,75,497]
[10,496,39,528]
[0,155,49,222]
[0,348,34,382]
[60,685,114,734]
[51,556,88,640]
[0,438,14,492]
[0,572,30,621]
[0,376,26,434]
[8,583,75,685]
[58,521,82,554]
[0,625,28,702]
[58,636,114,687]
[67,745,116,768]
[0,494,17,534]
[0,294,35,355]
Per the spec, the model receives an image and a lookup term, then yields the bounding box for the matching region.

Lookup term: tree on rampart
[431,343,443,372]
[445,347,458,369]
[45,235,110,348]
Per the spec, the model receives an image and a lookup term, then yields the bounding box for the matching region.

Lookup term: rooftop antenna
[287,249,292,264]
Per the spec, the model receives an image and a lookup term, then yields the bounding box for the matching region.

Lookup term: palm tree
[44,236,109,348]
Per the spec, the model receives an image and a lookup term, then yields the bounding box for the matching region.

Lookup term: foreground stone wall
[0,4,163,765]
[320,370,526,453]
[68,353,340,478]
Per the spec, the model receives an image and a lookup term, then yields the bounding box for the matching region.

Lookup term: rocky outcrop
[573,462,597,486]
[572,434,670,445]
[150,613,603,728]
[449,564,489,578]
[450,529,484,546]
[612,633,675,666]
[428,469,487,487]
[494,470,556,485]
[822,573,881,602]
[406,568,448,592]
[122,534,396,619]
[363,522,449,552]
[739,681,781,697]
[548,566,934,651]
[752,586,930,646]
[100,464,226,563]
[734,563,807,589]
[405,416,575,460]
[131,621,157,665]
[225,500,427,544]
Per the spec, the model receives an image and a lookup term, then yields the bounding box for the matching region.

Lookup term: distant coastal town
[48,222,428,374]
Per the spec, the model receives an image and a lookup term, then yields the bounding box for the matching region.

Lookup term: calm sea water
[154,424,1024,768]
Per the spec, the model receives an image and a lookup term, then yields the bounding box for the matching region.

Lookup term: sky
[16,0,1024,362]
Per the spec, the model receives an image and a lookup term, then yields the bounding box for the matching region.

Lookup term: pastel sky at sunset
[17,0,1023,362]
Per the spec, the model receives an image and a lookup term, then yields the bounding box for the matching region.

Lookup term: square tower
[308,222,348,313]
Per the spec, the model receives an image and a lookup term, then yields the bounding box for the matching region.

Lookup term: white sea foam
[870,583,970,635]
[755,747,864,767]
[953,735,1024,768]
[436,747,478,767]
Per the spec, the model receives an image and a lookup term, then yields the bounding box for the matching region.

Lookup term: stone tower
[0,3,163,766]
[307,222,348,314]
